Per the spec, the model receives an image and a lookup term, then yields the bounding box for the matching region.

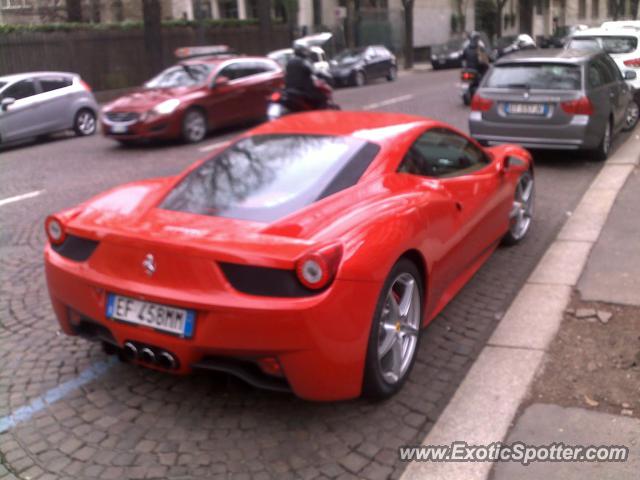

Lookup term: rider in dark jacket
[284,44,327,110]
[462,32,489,92]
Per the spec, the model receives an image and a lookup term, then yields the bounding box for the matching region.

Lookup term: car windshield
[145,64,211,88]
[485,63,582,90]
[575,35,638,54]
[160,134,380,223]
[334,48,366,63]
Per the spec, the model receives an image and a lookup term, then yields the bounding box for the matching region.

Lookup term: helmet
[516,34,536,48]
[293,43,311,59]
[469,31,481,41]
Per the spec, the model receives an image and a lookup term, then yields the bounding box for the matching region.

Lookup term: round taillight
[296,254,329,289]
[45,216,65,245]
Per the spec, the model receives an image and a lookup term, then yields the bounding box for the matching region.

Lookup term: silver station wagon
[0,71,98,145]
[469,49,638,160]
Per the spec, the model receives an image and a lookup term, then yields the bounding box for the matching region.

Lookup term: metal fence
[0,25,291,91]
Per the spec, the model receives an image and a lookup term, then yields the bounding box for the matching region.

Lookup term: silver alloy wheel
[625,102,639,130]
[355,71,365,87]
[377,273,421,384]
[184,110,206,143]
[509,172,534,241]
[76,111,96,135]
[387,66,397,81]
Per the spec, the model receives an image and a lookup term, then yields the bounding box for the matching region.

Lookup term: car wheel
[387,66,397,81]
[182,108,207,143]
[592,119,612,161]
[362,258,423,399]
[623,100,639,132]
[354,70,366,87]
[502,170,534,246]
[74,108,96,136]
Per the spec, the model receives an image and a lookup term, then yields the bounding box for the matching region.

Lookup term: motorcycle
[267,74,340,120]
[460,68,479,106]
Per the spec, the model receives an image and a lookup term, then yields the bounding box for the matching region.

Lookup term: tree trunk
[402,0,414,69]
[346,0,356,48]
[142,0,164,77]
[258,0,273,53]
[66,0,82,22]
[632,0,639,19]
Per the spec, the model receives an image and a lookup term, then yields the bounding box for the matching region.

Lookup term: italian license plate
[506,103,547,116]
[106,294,195,337]
[111,124,128,134]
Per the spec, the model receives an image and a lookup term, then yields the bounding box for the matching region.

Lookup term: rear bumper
[44,245,381,401]
[469,113,600,150]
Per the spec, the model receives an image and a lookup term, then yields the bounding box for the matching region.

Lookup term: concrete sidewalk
[401,127,640,480]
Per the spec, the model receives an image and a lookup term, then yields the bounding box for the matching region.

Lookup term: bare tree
[66,0,82,22]
[454,0,471,32]
[495,0,509,37]
[142,0,164,76]
[402,0,414,69]
[257,0,273,53]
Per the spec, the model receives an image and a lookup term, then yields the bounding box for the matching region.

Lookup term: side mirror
[499,156,511,172]
[624,70,637,80]
[214,76,230,87]
[1,97,15,111]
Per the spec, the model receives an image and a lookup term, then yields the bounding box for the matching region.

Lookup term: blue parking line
[0,357,116,433]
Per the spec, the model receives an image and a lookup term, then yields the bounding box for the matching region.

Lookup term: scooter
[267,74,340,120]
[460,68,479,106]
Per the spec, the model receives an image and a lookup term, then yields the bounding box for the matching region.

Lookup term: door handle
[455,201,463,211]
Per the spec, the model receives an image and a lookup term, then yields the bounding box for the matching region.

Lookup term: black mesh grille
[219,263,318,297]
[105,112,139,122]
[52,234,99,261]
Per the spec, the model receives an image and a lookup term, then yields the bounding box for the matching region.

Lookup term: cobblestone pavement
[0,69,608,479]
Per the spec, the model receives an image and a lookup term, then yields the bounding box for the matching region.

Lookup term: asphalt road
[0,68,613,480]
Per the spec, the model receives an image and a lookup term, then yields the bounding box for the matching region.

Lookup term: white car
[601,20,640,30]
[267,32,333,76]
[569,27,640,94]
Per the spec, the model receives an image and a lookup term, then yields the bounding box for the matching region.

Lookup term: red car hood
[104,87,198,113]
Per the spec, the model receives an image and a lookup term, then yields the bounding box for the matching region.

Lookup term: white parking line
[0,190,44,208]
[0,358,116,433]
[198,140,229,153]
[363,94,415,111]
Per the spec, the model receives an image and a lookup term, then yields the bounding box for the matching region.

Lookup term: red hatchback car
[101,47,283,144]
[46,111,534,401]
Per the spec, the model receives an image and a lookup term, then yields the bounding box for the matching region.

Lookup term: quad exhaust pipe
[120,342,177,370]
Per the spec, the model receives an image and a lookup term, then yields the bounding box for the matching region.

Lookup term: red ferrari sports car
[101,46,283,145]
[45,111,534,401]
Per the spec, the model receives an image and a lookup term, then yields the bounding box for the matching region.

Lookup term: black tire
[622,100,639,132]
[73,108,96,136]
[387,66,397,82]
[353,70,366,87]
[502,170,535,246]
[592,119,612,161]
[362,258,423,400]
[181,108,207,143]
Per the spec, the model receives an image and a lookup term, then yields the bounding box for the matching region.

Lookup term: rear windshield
[576,35,638,54]
[485,63,582,90]
[161,135,380,223]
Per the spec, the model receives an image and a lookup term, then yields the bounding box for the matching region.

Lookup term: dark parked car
[329,45,397,87]
[430,38,466,69]
[469,49,638,160]
[540,24,589,48]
